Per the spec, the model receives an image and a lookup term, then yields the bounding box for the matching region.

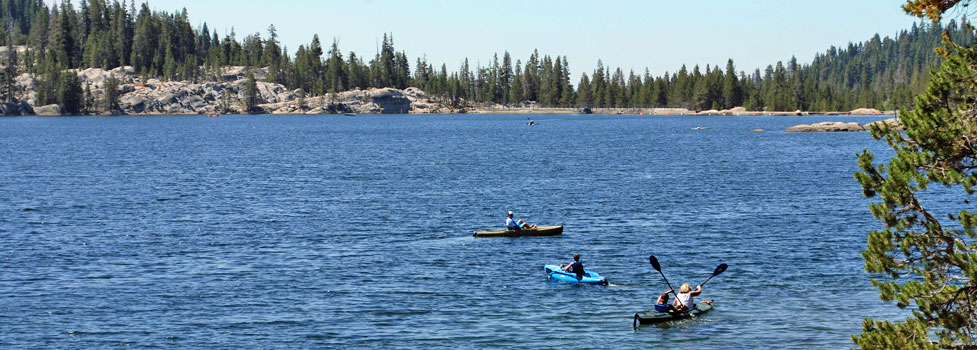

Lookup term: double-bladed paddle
[649,257,728,312]
[637,259,728,328]
[649,255,677,297]
[699,263,728,287]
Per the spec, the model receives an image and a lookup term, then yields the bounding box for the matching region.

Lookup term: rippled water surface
[0,114,906,348]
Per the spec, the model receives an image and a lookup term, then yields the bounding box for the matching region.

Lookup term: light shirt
[676,292,694,309]
[506,217,519,228]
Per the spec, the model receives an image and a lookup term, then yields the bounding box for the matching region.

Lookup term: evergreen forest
[0,0,973,113]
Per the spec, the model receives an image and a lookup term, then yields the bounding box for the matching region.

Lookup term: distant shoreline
[459,107,895,116]
[7,109,898,117]
[1,66,897,117]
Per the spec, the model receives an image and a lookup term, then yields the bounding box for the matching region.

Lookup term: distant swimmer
[528,120,536,126]
[692,126,711,130]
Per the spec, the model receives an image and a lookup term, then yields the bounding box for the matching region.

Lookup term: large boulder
[863,117,904,130]
[256,81,289,103]
[0,45,27,57]
[786,121,865,132]
[75,66,135,90]
[0,100,33,115]
[115,80,243,114]
[221,66,247,81]
[219,66,268,81]
[722,106,748,115]
[15,73,34,90]
[370,88,411,113]
[76,68,111,87]
[33,104,62,116]
[850,108,881,115]
[403,87,427,101]
[120,95,146,113]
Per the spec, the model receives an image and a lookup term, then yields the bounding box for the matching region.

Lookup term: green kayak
[633,302,714,326]
[473,225,563,237]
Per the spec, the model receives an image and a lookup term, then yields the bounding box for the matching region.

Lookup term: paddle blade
[713,263,728,276]
[649,255,662,272]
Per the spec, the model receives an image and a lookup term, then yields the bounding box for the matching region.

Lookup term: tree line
[417,19,970,112]
[0,0,970,113]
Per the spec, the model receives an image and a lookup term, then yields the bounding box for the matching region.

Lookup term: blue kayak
[544,264,608,285]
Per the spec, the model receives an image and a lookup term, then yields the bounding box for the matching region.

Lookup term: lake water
[0,113,907,349]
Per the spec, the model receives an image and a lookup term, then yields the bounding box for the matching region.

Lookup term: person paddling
[505,210,536,230]
[655,289,676,312]
[560,254,584,275]
[672,283,711,312]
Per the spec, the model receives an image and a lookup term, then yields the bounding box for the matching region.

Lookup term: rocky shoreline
[0,66,899,122]
[784,118,903,132]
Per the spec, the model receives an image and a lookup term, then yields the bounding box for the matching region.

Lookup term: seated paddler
[655,289,677,312]
[506,210,536,230]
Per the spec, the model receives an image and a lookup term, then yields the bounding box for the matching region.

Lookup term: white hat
[507,211,513,215]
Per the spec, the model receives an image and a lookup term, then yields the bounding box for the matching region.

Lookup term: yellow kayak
[473,225,563,237]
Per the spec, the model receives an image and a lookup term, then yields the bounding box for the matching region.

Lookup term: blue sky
[53,0,923,77]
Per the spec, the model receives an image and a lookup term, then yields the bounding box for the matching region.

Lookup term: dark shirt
[567,261,583,274]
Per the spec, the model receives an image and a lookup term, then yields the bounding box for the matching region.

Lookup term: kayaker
[506,211,520,230]
[672,283,702,312]
[506,211,536,230]
[560,254,584,274]
[655,289,676,312]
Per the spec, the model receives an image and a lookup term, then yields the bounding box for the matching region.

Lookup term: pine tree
[559,56,574,107]
[722,59,742,108]
[2,33,17,102]
[48,2,77,68]
[162,46,176,80]
[853,1,977,348]
[772,61,788,110]
[347,52,365,90]
[262,24,280,68]
[576,73,592,107]
[244,71,258,112]
[82,83,93,114]
[414,57,429,90]
[378,33,395,88]
[103,74,120,113]
[325,39,345,93]
[57,69,82,114]
[129,3,154,74]
[501,51,512,104]
[674,65,691,108]
[591,60,605,107]
[538,55,553,106]
[394,50,410,89]
[509,59,523,105]
[523,50,539,102]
